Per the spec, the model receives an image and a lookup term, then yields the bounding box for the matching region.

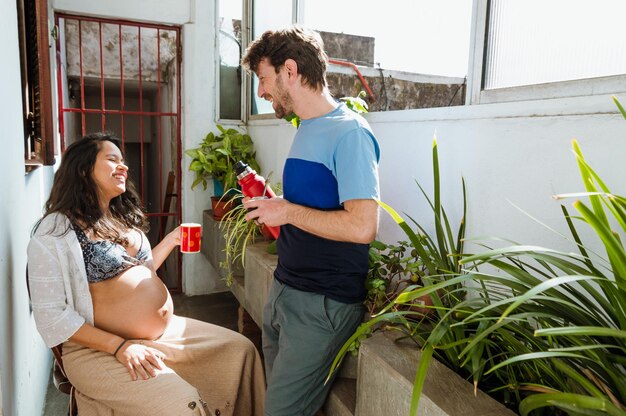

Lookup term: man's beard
[271,77,293,119]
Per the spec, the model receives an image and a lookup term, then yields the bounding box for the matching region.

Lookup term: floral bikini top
[72,223,150,283]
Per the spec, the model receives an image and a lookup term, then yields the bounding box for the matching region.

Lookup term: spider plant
[219,191,260,287]
[219,179,282,286]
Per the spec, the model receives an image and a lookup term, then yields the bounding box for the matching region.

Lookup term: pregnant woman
[27,133,265,415]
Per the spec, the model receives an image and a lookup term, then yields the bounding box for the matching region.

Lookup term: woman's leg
[145,315,266,416]
[62,341,209,416]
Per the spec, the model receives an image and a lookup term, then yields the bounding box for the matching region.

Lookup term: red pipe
[328,58,375,102]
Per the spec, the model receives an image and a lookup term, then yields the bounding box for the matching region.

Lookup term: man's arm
[244,197,379,244]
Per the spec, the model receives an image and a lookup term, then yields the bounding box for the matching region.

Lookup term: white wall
[179,0,227,294]
[0,0,226,414]
[0,1,57,415]
[248,93,626,258]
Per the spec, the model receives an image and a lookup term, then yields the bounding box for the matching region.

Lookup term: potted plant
[185,124,261,219]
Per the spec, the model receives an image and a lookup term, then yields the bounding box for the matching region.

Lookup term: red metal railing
[55,13,183,292]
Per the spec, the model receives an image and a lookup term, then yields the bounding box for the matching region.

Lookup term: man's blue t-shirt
[275,103,380,304]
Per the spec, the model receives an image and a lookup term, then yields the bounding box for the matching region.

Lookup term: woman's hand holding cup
[180,223,202,253]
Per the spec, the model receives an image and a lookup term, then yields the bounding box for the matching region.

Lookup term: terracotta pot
[403,293,436,317]
[211,196,236,220]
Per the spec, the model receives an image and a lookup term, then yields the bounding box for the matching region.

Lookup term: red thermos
[234,161,280,239]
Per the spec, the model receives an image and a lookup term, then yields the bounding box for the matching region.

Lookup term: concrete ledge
[356,332,516,416]
[230,275,246,310]
[323,378,356,416]
[243,241,277,326]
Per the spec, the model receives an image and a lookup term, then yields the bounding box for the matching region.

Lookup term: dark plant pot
[211,196,236,220]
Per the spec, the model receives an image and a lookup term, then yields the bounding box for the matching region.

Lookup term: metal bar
[61,108,178,116]
[157,28,163,238]
[138,26,145,204]
[99,22,106,131]
[78,19,86,136]
[175,26,183,292]
[55,13,178,31]
[328,58,376,102]
[119,24,125,147]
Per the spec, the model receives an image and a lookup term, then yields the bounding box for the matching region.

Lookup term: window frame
[17,0,55,173]
[215,0,248,125]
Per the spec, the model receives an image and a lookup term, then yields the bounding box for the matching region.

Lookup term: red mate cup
[180,223,202,253]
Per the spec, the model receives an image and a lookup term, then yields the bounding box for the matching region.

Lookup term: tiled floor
[43,292,240,415]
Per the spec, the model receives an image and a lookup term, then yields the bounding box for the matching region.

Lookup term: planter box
[211,236,514,416]
[243,241,277,326]
[357,332,517,416]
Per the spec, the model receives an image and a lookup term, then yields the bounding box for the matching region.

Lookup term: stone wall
[64,19,178,82]
[320,30,465,110]
[327,72,465,111]
[319,31,375,66]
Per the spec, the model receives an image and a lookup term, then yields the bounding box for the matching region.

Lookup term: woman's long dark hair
[39,132,148,244]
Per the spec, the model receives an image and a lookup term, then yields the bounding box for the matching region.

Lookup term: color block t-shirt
[275,103,380,303]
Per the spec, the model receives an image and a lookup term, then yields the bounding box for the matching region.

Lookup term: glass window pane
[485,0,626,90]
[219,0,243,120]
[301,0,471,111]
[251,0,292,115]
[303,0,471,77]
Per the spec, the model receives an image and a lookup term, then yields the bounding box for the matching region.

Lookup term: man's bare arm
[244,198,379,244]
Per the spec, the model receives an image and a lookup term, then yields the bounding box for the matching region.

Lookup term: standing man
[241,26,380,416]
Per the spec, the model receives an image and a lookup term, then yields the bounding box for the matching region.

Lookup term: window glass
[219,0,243,120]
[303,0,471,77]
[484,0,626,89]
[303,0,471,112]
[251,0,292,115]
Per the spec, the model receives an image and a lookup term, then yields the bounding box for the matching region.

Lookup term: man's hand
[243,196,289,227]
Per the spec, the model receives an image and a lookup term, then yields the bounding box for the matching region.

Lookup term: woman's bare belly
[89,265,173,340]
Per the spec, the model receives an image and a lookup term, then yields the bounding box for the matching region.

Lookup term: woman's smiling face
[91,140,128,205]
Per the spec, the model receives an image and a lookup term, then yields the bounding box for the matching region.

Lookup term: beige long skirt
[62,315,266,416]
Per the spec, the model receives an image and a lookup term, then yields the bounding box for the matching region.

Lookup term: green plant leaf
[613,96,626,120]
[519,392,626,416]
[534,326,626,339]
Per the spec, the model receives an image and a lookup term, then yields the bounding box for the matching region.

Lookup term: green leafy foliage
[341,90,369,114]
[330,98,626,416]
[366,240,428,315]
[328,138,470,415]
[185,125,261,194]
[284,91,369,128]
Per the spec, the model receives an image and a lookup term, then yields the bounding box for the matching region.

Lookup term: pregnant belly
[89,265,173,340]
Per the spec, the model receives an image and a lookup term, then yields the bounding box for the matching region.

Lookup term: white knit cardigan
[27,212,153,347]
